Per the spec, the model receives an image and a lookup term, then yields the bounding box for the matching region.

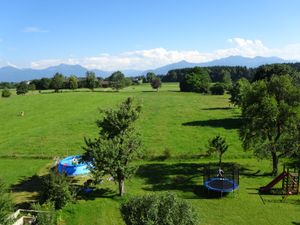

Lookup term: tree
[16,81,28,95]
[210,83,225,95]
[82,97,142,196]
[28,83,36,91]
[220,69,232,89]
[41,170,75,209]
[68,75,78,90]
[51,73,65,92]
[40,78,51,90]
[108,71,127,91]
[1,88,11,98]
[240,75,300,175]
[229,78,251,106]
[146,72,156,83]
[0,180,13,225]
[207,135,228,167]
[86,71,97,91]
[150,77,161,91]
[179,68,211,93]
[120,193,198,225]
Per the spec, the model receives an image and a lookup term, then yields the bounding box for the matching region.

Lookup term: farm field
[0,83,299,225]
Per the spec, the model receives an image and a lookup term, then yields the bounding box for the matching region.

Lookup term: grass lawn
[0,83,299,225]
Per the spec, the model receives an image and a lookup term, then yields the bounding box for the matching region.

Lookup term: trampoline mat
[205,178,238,192]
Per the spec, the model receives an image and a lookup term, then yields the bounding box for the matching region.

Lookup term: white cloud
[22,27,49,33]
[30,38,300,70]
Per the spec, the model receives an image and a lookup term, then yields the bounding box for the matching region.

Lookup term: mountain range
[0,56,294,82]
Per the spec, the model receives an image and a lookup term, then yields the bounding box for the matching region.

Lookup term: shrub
[41,170,75,209]
[32,202,57,225]
[1,88,11,98]
[210,83,225,95]
[0,180,13,225]
[121,193,198,225]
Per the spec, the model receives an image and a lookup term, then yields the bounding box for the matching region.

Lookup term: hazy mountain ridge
[0,56,293,82]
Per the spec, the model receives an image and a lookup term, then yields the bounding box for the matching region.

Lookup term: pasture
[0,83,299,225]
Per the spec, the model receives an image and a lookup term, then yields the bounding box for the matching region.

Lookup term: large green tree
[146,72,157,83]
[86,71,97,91]
[108,71,127,91]
[240,75,300,175]
[82,97,142,196]
[179,68,211,93]
[51,73,65,92]
[16,81,29,95]
[68,75,78,90]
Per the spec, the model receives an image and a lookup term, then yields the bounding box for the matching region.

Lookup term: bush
[210,83,225,95]
[32,202,57,225]
[121,193,198,225]
[1,88,11,98]
[41,170,75,209]
[0,180,13,225]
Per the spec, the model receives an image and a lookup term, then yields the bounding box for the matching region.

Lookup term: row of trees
[12,71,133,95]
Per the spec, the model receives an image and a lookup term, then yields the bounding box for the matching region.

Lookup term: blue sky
[1,0,300,70]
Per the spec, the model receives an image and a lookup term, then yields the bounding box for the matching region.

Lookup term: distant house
[101,80,110,88]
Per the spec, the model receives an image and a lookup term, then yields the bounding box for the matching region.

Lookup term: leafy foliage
[120,193,198,225]
[146,72,157,83]
[229,78,251,106]
[180,68,211,93]
[108,71,127,91]
[0,180,13,225]
[86,71,97,91]
[208,135,228,167]
[1,88,11,98]
[51,73,65,93]
[68,75,78,90]
[41,170,75,209]
[32,202,57,225]
[150,77,162,91]
[210,83,225,95]
[16,81,29,95]
[239,75,300,175]
[82,97,142,196]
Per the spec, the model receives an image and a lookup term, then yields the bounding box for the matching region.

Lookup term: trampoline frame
[203,164,239,195]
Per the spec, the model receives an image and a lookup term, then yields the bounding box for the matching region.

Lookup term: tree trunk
[219,154,222,168]
[118,179,125,196]
[271,152,278,176]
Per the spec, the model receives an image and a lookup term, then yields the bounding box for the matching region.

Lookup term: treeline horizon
[1,62,300,89]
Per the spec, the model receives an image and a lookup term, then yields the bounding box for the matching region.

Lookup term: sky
[0,0,300,70]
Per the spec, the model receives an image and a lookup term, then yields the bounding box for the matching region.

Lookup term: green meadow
[0,83,299,225]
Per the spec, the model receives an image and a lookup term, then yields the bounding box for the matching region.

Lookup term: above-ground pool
[57,155,91,176]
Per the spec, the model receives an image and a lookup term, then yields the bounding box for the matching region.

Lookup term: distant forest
[160,63,300,83]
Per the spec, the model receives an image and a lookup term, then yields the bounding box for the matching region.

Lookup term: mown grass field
[0,83,300,225]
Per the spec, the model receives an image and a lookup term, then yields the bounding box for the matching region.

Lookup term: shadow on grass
[136,162,244,199]
[182,118,243,130]
[11,174,46,209]
[77,188,118,201]
[201,107,232,110]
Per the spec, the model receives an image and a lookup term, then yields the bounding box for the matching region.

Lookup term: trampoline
[205,177,239,193]
[203,164,239,195]
[57,155,91,176]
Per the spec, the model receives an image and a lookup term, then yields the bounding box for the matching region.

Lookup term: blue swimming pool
[57,155,90,176]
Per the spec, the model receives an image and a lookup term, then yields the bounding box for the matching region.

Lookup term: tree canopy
[51,73,65,92]
[239,74,300,175]
[179,68,211,93]
[82,97,142,196]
